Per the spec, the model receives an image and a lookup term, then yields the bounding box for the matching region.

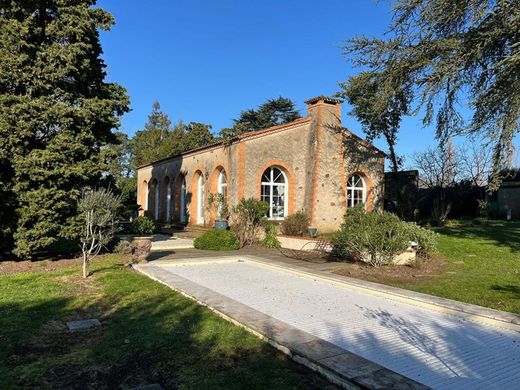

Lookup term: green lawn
[0,256,333,389]
[395,220,520,314]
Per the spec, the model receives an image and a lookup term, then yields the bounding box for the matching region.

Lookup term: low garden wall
[277,235,332,252]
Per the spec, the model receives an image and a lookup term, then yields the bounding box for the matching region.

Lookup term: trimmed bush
[194,230,240,251]
[280,211,310,236]
[262,223,280,248]
[332,205,437,266]
[131,216,156,235]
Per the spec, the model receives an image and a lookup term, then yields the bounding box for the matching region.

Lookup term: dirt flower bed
[0,254,131,276]
[330,255,447,284]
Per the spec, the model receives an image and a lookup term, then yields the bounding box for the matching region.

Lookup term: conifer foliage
[0,1,129,257]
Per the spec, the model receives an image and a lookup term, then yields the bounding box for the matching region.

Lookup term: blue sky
[98,0,518,168]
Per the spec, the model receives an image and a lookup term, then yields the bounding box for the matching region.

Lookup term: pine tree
[0,1,129,257]
[219,97,301,138]
[129,101,187,167]
[184,122,215,150]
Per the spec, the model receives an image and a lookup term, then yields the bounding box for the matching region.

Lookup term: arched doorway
[179,175,187,224]
[148,178,159,220]
[196,173,205,224]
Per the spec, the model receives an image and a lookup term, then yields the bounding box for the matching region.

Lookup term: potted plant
[208,193,230,230]
[308,227,318,238]
[129,216,156,263]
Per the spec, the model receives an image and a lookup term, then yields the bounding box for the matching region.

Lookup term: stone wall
[137,97,385,231]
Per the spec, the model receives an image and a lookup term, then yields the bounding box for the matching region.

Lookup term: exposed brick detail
[237,142,245,200]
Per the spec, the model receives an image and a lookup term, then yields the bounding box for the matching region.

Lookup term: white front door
[197,175,204,224]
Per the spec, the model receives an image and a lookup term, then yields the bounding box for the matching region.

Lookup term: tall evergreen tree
[0,1,129,257]
[219,97,301,138]
[342,0,519,190]
[128,101,187,167]
[340,71,411,172]
[184,122,215,150]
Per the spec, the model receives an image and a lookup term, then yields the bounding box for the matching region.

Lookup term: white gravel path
[160,260,520,390]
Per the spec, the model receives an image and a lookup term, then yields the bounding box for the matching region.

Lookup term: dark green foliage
[184,122,215,151]
[129,101,187,168]
[340,71,409,172]
[219,97,301,138]
[129,101,214,168]
[262,222,280,248]
[130,216,156,235]
[280,211,310,236]
[332,205,437,266]
[0,0,130,257]
[231,198,270,247]
[194,230,240,251]
[343,0,520,189]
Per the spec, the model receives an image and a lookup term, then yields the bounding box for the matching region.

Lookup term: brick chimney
[305,96,345,231]
[305,95,342,132]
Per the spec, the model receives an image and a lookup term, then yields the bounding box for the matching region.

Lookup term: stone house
[136,96,385,232]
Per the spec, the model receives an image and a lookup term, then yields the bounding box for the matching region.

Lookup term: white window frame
[217,169,227,218]
[261,167,288,220]
[347,174,366,208]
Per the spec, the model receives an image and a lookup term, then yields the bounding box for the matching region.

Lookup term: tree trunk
[82,253,88,278]
[388,143,399,173]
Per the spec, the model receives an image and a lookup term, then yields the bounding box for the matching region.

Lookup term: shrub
[262,223,280,248]
[280,211,310,236]
[112,239,132,254]
[332,205,437,266]
[230,198,269,247]
[194,230,240,251]
[131,216,156,235]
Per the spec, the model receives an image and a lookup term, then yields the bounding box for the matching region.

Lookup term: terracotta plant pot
[131,236,153,264]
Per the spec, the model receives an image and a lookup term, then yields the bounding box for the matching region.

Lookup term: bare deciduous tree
[79,188,122,278]
[458,138,493,189]
[414,139,458,221]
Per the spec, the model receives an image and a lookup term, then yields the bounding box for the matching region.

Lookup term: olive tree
[78,188,122,278]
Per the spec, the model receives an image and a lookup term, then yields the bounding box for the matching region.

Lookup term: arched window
[347,174,366,208]
[217,169,227,218]
[261,167,287,219]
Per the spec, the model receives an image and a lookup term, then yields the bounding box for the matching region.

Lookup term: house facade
[136,96,385,232]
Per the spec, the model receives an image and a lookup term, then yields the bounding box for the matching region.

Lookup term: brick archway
[190,168,205,225]
[209,163,229,223]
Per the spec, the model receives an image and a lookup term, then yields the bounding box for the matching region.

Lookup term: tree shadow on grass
[490,284,520,299]
[0,275,333,389]
[435,220,520,252]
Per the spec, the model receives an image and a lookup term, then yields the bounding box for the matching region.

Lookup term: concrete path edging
[133,261,429,390]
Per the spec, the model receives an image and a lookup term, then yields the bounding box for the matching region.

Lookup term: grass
[392,220,520,314]
[0,255,334,389]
